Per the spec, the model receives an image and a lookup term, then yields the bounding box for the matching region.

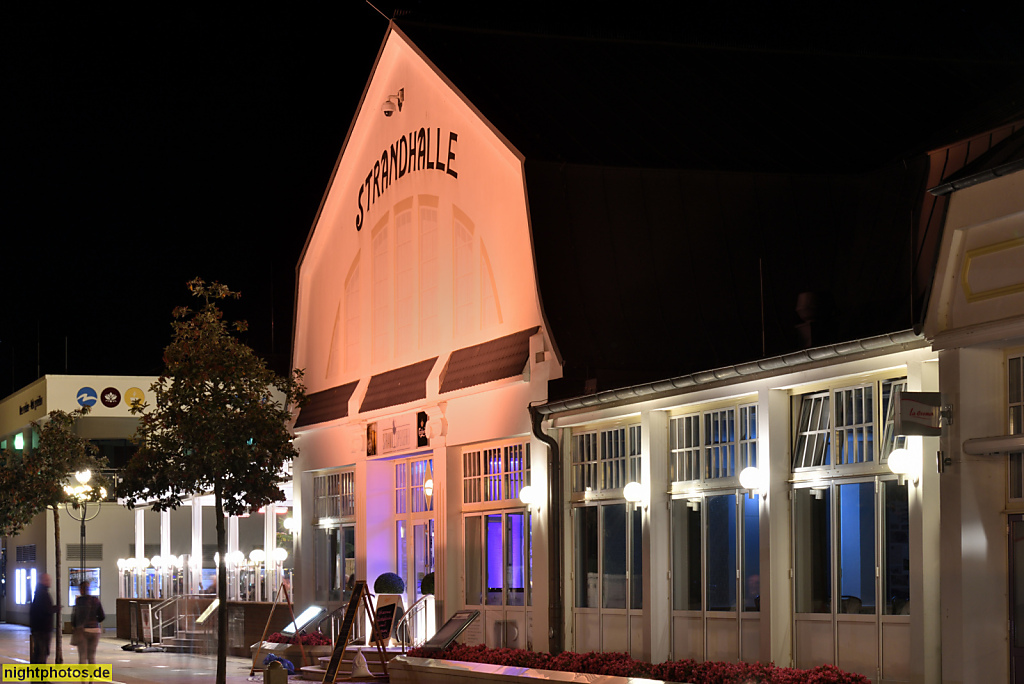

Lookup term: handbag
[70,628,81,647]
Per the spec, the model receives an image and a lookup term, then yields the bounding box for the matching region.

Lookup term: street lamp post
[64,469,103,601]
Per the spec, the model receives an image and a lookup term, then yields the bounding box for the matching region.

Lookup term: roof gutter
[537,330,926,416]
[530,404,563,654]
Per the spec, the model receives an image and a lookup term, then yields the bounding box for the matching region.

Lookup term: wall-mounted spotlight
[383,88,405,117]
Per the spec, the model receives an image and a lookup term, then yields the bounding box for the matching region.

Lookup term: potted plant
[420,572,434,596]
[373,572,406,646]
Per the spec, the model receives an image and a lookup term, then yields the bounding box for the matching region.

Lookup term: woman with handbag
[72,580,105,664]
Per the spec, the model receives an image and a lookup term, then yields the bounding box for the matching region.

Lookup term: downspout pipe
[531,404,563,654]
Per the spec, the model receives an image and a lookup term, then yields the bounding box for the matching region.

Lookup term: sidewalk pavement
[0,623,282,683]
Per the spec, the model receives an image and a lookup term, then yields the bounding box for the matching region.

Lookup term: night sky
[3,4,1020,396]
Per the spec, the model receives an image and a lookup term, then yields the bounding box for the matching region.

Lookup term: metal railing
[396,594,435,653]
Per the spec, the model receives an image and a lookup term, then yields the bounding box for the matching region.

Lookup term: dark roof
[929,127,1024,196]
[387,21,1024,399]
[360,358,438,413]
[440,326,539,393]
[526,160,931,397]
[295,380,359,428]
[399,21,1024,173]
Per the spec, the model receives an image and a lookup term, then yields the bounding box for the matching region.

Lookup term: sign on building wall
[895,391,942,436]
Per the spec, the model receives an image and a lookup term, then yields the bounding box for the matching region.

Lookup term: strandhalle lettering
[355,127,459,231]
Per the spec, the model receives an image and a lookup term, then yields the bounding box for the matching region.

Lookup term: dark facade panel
[295,380,359,428]
[360,358,438,414]
[440,327,539,394]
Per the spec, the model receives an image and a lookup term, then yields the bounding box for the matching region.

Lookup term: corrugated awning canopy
[295,380,359,428]
[360,358,438,413]
[440,326,539,394]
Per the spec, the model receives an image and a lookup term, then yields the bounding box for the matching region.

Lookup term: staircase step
[300,665,388,682]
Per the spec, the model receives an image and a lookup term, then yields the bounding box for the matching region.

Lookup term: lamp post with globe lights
[63,469,105,602]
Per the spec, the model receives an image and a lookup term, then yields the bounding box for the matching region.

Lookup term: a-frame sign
[322,580,390,683]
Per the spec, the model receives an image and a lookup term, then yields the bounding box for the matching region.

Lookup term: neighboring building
[290,20,1024,684]
[1,374,154,627]
[921,139,1024,683]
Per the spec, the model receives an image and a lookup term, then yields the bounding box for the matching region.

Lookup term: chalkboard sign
[418,610,480,653]
[322,581,366,683]
[373,602,397,644]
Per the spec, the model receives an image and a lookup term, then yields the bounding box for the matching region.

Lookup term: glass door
[465,509,531,649]
[1011,514,1024,683]
[572,502,642,656]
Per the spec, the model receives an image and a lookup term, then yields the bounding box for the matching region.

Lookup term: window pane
[575,507,598,608]
[883,480,910,614]
[527,512,533,607]
[630,507,643,610]
[1012,453,1024,500]
[413,521,434,601]
[465,516,482,605]
[602,504,628,609]
[706,494,737,611]
[485,514,503,605]
[506,513,526,607]
[794,488,831,613]
[671,499,702,611]
[743,495,760,612]
[1013,519,1024,647]
[838,482,875,614]
[396,520,408,595]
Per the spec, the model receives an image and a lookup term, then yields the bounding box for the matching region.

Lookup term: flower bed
[406,643,870,684]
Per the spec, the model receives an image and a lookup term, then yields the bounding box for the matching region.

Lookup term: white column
[939,347,1008,683]
[135,508,145,598]
[642,408,670,664]
[762,387,793,667]
[265,504,278,601]
[192,497,204,593]
[907,358,941,683]
[227,515,239,600]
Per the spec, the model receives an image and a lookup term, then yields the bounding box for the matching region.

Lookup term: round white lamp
[519,485,536,505]
[739,466,762,491]
[623,481,644,503]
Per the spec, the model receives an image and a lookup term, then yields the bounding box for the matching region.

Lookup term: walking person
[29,573,55,664]
[71,580,105,664]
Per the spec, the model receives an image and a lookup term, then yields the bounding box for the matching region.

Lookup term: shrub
[421,572,435,595]
[405,643,871,684]
[374,571,406,594]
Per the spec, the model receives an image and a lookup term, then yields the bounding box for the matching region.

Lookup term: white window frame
[463,439,531,509]
[571,422,642,498]
[669,401,757,487]
[791,376,906,479]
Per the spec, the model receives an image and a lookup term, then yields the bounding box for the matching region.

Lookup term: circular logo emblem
[76,387,97,407]
[124,387,145,408]
[100,387,122,408]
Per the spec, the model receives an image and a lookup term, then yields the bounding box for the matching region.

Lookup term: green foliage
[118,279,304,684]
[0,409,107,537]
[119,279,305,516]
[374,572,406,594]
[420,572,435,595]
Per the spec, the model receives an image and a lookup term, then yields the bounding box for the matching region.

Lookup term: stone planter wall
[388,656,660,684]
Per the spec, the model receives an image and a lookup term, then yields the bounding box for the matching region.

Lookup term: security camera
[382,100,396,117]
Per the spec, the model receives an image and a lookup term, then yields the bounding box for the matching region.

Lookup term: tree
[0,408,108,664]
[120,279,304,684]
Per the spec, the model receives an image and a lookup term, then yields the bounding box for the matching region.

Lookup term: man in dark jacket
[28,573,55,664]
